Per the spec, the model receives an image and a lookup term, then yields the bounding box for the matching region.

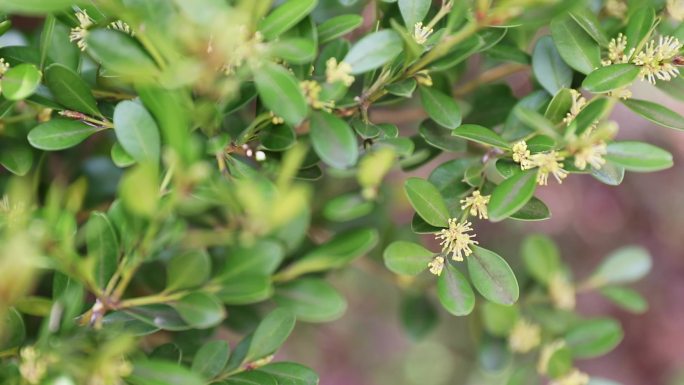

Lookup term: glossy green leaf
[322,193,374,222]
[383,241,434,276]
[404,177,449,227]
[570,9,609,46]
[467,246,519,305]
[343,30,403,74]
[2,63,41,100]
[565,318,623,358]
[398,0,430,28]
[590,246,652,286]
[245,308,296,362]
[547,347,573,379]
[419,86,462,130]
[111,141,135,167]
[215,275,273,305]
[113,100,161,163]
[27,119,102,150]
[166,249,211,291]
[0,0,74,13]
[437,264,475,316]
[254,62,308,127]
[317,15,363,43]
[0,144,33,176]
[268,38,316,64]
[260,362,319,385]
[605,141,673,172]
[625,7,655,51]
[386,78,416,97]
[258,0,318,40]
[582,64,639,93]
[532,36,573,95]
[400,294,439,339]
[521,234,560,284]
[225,371,278,385]
[545,88,573,124]
[172,292,225,329]
[621,98,684,130]
[550,16,601,74]
[127,359,204,385]
[591,161,624,185]
[419,119,466,152]
[509,196,551,221]
[309,110,358,169]
[192,340,230,379]
[488,170,538,222]
[600,286,648,314]
[45,63,100,115]
[274,278,347,323]
[86,212,119,289]
[451,124,510,149]
[481,302,519,336]
[86,29,158,78]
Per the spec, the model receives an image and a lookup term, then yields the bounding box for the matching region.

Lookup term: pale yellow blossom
[668,0,684,21]
[528,151,568,186]
[574,142,607,170]
[605,0,628,19]
[633,36,682,84]
[325,58,354,86]
[413,22,433,45]
[428,255,445,276]
[512,140,532,169]
[601,33,633,66]
[549,272,575,310]
[69,10,93,51]
[508,319,542,353]
[300,80,335,111]
[563,90,587,125]
[460,190,490,219]
[435,219,478,261]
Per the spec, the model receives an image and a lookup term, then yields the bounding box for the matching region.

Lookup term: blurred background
[278,74,684,385]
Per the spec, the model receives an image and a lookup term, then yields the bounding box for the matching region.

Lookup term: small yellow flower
[601,33,633,66]
[428,255,445,276]
[435,219,478,261]
[69,10,93,51]
[549,272,576,311]
[325,58,354,86]
[19,346,47,385]
[574,142,607,170]
[508,319,542,353]
[563,90,587,125]
[512,140,532,169]
[633,35,683,84]
[460,190,491,220]
[415,70,433,86]
[550,369,590,385]
[413,22,433,45]
[529,151,568,186]
[300,80,335,111]
[108,20,134,35]
[538,340,566,374]
[605,0,628,19]
[0,58,9,77]
[608,86,632,100]
[668,0,684,21]
[269,112,284,125]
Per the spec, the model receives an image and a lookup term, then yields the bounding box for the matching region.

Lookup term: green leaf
[532,36,573,95]
[621,98,684,130]
[547,347,573,379]
[451,124,510,149]
[41,18,79,71]
[509,197,551,221]
[419,119,466,152]
[44,63,100,116]
[1,63,41,100]
[322,193,374,222]
[275,228,378,280]
[605,141,673,172]
[437,264,475,316]
[254,62,308,127]
[225,371,278,385]
[317,15,363,44]
[343,30,403,74]
[600,286,648,314]
[545,89,573,124]
[0,144,33,176]
[86,29,158,78]
[514,107,559,139]
[574,97,611,135]
[27,119,102,150]
[467,246,519,305]
[0,0,74,13]
[399,0,430,28]
[383,241,434,276]
[220,241,284,279]
[274,278,347,323]
[565,318,623,358]
[385,78,417,98]
[590,246,652,286]
[550,16,601,74]
[258,0,318,40]
[400,294,438,339]
[268,38,316,64]
[261,124,296,151]
[166,249,211,291]
[172,292,225,329]
[419,86,462,130]
[625,7,655,51]
[488,170,538,222]
[215,275,273,305]
[119,163,158,218]
[86,212,119,289]
[570,9,609,46]
[521,234,560,285]
[260,362,319,385]
[590,161,624,185]
[192,340,230,379]
[582,64,640,93]
[404,177,449,227]
[128,359,204,385]
[113,100,161,163]
[245,308,296,362]
[0,308,25,350]
[481,302,519,336]
[309,110,358,169]
[111,141,135,167]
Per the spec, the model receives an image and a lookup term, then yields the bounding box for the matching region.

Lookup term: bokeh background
[279,72,684,385]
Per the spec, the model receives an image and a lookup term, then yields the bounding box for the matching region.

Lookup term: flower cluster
[435,219,478,262]
[460,190,490,219]
[508,319,542,353]
[512,141,568,186]
[563,90,587,125]
[300,80,335,112]
[603,33,683,84]
[325,58,354,86]
[549,272,576,311]
[413,22,433,45]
